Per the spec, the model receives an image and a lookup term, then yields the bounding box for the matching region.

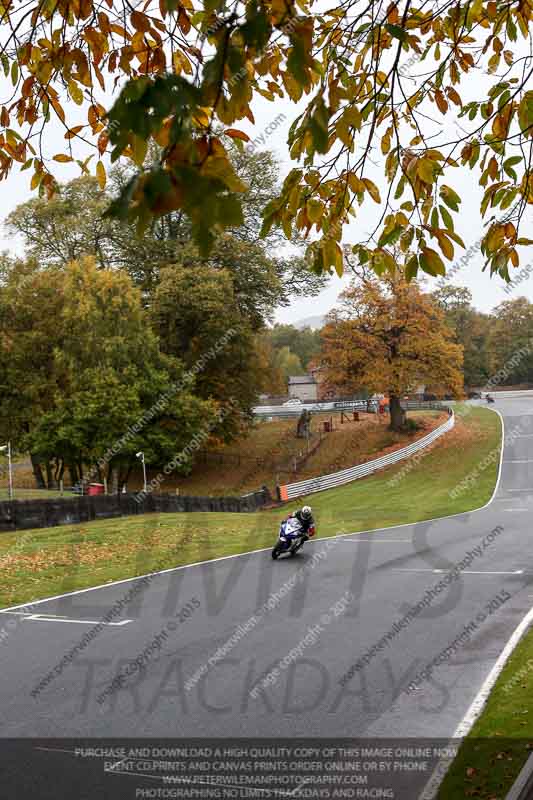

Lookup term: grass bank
[0,406,501,609]
[437,624,533,798]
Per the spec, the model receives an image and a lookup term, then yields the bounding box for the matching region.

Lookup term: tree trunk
[68,463,79,485]
[118,463,133,492]
[109,466,119,495]
[30,453,46,489]
[45,460,53,489]
[389,394,406,432]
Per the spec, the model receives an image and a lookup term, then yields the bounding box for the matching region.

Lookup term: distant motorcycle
[486,394,495,404]
[272,517,307,559]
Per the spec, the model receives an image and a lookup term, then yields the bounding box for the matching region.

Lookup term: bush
[404,418,422,434]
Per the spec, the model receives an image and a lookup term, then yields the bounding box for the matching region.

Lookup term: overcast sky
[1,48,532,328]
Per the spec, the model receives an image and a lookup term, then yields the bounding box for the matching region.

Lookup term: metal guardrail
[278,407,454,501]
[253,400,370,417]
[506,753,533,800]
[254,399,453,418]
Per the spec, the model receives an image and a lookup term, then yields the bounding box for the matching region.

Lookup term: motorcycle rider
[286,505,316,540]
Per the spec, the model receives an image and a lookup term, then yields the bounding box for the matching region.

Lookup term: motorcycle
[271,517,308,559]
[486,394,495,404]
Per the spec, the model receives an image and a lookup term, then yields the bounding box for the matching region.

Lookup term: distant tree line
[259,324,322,394]
[432,286,533,389]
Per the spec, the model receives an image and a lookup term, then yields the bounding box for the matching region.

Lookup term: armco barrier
[506,753,533,799]
[0,487,271,533]
[279,408,454,501]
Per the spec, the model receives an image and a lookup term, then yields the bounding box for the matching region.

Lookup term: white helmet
[301,505,312,519]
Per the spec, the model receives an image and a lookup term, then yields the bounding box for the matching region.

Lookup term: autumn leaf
[362,178,381,203]
[65,125,84,140]
[421,247,446,276]
[435,89,448,115]
[224,128,250,142]
[96,160,106,189]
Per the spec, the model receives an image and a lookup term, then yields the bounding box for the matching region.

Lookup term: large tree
[2,0,533,282]
[6,152,326,299]
[0,257,216,488]
[320,272,464,430]
[151,261,263,432]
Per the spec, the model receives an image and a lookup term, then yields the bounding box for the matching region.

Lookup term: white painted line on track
[340,538,411,543]
[24,615,131,625]
[504,459,533,463]
[454,605,533,738]
[0,611,131,626]
[494,498,529,502]
[394,568,524,575]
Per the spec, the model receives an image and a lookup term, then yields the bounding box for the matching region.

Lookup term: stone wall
[0,488,271,533]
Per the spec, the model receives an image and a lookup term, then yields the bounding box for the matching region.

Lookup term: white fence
[279,408,455,501]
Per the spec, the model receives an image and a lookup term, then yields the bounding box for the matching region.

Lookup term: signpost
[0,442,13,500]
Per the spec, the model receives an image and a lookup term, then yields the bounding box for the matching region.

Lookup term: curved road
[1,397,533,795]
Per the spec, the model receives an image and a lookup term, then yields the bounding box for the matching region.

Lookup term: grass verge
[437,626,533,798]
[0,406,501,610]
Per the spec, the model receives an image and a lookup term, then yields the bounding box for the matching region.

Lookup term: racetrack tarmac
[1,398,532,797]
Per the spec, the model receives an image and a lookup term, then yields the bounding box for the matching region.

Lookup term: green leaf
[420,247,445,276]
[440,185,461,212]
[438,204,454,231]
[503,155,522,182]
[385,23,408,43]
[405,255,419,281]
[378,224,402,247]
[308,98,330,154]
[218,194,244,228]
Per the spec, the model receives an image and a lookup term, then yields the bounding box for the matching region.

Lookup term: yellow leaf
[421,247,446,276]
[53,154,73,162]
[68,81,84,105]
[64,125,84,139]
[468,0,483,23]
[96,160,106,190]
[306,199,323,223]
[362,178,381,203]
[436,231,454,261]
[417,158,435,183]
[131,135,147,167]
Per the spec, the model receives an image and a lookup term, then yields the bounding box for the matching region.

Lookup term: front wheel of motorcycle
[272,545,281,559]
